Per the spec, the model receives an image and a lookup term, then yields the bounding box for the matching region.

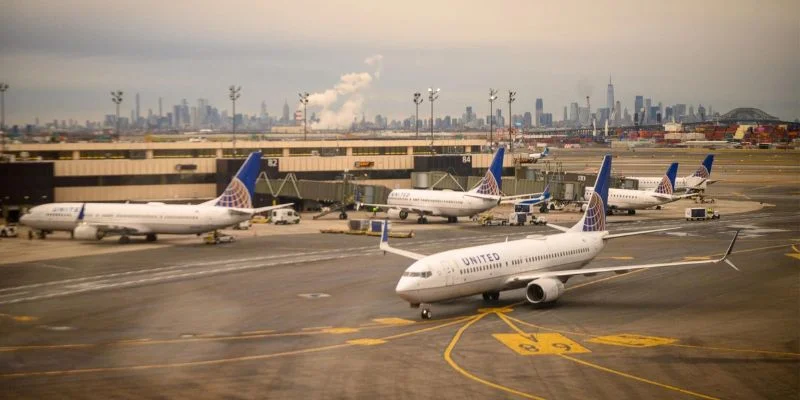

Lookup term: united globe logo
[582,192,606,232]
[215,178,252,208]
[475,171,501,196]
[655,174,674,195]
[692,166,710,179]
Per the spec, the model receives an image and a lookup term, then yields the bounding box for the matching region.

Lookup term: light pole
[427,87,440,148]
[0,83,8,133]
[488,88,498,148]
[507,90,516,144]
[229,85,241,157]
[413,92,423,138]
[299,92,309,141]
[111,90,123,138]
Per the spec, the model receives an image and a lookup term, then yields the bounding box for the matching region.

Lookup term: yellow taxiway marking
[477,307,513,314]
[301,326,333,331]
[558,354,720,400]
[0,316,470,378]
[588,334,677,348]
[786,253,800,261]
[320,327,360,334]
[240,330,276,335]
[499,314,719,400]
[346,338,386,346]
[493,333,590,356]
[0,313,38,322]
[444,313,546,400]
[372,317,415,326]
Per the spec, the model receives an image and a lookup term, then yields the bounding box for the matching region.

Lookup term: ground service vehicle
[685,207,720,221]
[271,209,300,225]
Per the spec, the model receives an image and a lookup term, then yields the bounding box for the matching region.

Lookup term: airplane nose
[395,278,417,302]
[19,214,28,225]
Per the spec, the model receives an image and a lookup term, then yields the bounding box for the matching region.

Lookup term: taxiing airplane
[20,151,292,243]
[527,147,550,163]
[585,162,698,215]
[359,146,541,224]
[379,154,738,319]
[628,154,715,192]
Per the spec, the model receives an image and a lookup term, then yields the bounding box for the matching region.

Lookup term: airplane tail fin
[542,147,549,156]
[469,145,504,196]
[572,154,611,232]
[542,184,551,200]
[654,162,678,195]
[690,154,714,179]
[206,151,262,208]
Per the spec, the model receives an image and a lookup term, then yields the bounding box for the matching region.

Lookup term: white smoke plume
[306,54,382,129]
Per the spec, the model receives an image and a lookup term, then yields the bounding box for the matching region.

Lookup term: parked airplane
[527,147,550,163]
[359,146,540,224]
[379,154,738,319]
[585,162,698,215]
[20,151,292,243]
[628,154,715,192]
[501,184,551,212]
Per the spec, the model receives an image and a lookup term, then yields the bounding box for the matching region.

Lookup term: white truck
[271,209,301,225]
[685,207,720,221]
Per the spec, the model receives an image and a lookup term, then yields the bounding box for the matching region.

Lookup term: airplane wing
[358,203,439,217]
[505,231,739,286]
[378,221,427,260]
[227,203,293,216]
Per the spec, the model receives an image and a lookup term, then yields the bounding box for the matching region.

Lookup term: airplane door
[441,260,455,286]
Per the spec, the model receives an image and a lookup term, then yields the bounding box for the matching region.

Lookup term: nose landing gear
[421,307,432,320]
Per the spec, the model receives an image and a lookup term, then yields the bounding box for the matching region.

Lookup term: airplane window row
[402,271,432,278]
[45,213,74,217]
[461,263,500,275]
[520,247,591,264]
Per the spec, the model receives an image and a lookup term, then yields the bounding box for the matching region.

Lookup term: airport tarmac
[0,151,797,399]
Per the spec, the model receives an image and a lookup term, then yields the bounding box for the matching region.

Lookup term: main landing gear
[146,233,157,242]
[482,292,500,302]
[446,216,458,223]
[118,235,131,244]
[416,216,428,224]
[421,307,432,320]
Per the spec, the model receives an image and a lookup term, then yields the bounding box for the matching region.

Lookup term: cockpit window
[402,271,432,278]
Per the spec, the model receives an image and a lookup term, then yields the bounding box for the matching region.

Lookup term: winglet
[77,203,86,221]
[718,230,740,271]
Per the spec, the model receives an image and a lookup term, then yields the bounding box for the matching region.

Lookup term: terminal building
[0,139,517,217]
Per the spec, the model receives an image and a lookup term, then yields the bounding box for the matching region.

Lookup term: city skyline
[1,0,798,125]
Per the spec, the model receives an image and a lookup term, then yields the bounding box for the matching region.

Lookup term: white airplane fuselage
[387,189,499,217]
[21,202,246,235]
[585,187,673,210]
[628,176,705,192]
[395,232,605,304]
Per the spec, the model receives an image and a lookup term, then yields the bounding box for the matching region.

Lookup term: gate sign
[267,158,279,168]
[462,155,472,164]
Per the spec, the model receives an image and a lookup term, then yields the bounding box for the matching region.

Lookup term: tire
[0,231,6,238]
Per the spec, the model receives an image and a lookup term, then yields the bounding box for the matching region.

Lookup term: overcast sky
[1,0,798,126]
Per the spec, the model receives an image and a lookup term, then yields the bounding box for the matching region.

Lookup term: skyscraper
[614,100,621,124]
[563,106,568,122]
[135,93,140,127]
[634,96,644,122]
[606,76,614,111]
[535,98,543,127]
[570,102,580,122]
[282,100,290,124]
[158,97,162,118]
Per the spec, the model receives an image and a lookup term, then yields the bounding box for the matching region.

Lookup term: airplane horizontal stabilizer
[226,203,293,216]
[603,227,678,239]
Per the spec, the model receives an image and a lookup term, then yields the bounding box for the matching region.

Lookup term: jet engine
[525,278,565,304]
[73,224,105,240]
[388,209,409,220]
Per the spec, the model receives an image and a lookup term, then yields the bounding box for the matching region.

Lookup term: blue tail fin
[573,154,611,232]
[470,146,504,195]
[654,163,678,195]
[542,147,549,156]
[691,154,714,179]
[213,151,262,208]
[542,184,550,200]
